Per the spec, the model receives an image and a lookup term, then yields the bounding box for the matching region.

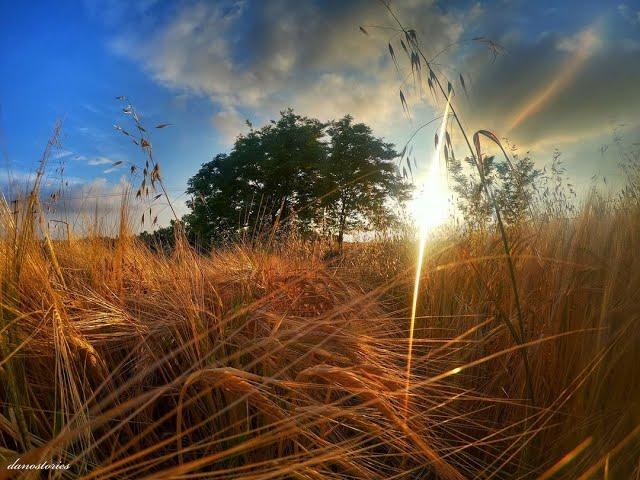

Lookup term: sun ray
[404,92,453,418]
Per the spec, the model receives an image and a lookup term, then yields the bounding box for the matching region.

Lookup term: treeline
[143,109,411,249]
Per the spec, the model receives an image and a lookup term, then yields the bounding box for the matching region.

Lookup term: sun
[408,98,453,238]
[408,159,451,236]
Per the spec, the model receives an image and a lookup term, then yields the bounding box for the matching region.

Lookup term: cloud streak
[88,156,114,166]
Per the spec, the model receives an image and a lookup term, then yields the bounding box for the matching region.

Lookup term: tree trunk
[337,201,347,250]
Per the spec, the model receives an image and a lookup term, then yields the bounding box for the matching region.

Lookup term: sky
[1,0,639,230]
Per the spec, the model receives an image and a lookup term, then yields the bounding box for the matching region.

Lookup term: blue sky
[1,0,639,228]
[1,1,222,212]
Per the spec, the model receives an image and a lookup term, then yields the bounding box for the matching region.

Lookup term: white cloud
[53,149,73,159]
[0,173,187,235]
[54,150,89,162]
[211,108,249,146]
[88,156,116,166]
[556,25,601,54]
[108,0,465,135]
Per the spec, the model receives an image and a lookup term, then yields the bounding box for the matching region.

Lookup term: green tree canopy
[184,109,325,245]
[448,152,541,229]
[321,115,411,244]
[184,110,410,247]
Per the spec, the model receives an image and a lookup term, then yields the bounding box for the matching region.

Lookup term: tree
[495,153,541,225]
[184,109,326,246]
[448,154,493,229]
[449,151,541,228]
[139,220,180,253]
[183,110,411,247]
[321,115,411,245]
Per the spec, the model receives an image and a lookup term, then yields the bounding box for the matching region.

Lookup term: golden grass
[1,187,639,478]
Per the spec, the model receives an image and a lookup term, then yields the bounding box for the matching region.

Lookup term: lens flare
[506,24,600,132]
[404,94,452,416]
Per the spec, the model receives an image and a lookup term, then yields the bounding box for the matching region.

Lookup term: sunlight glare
[404,93,452,418]
[409,157,451,236]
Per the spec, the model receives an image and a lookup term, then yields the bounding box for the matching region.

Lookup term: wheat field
[0,170,639,479]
